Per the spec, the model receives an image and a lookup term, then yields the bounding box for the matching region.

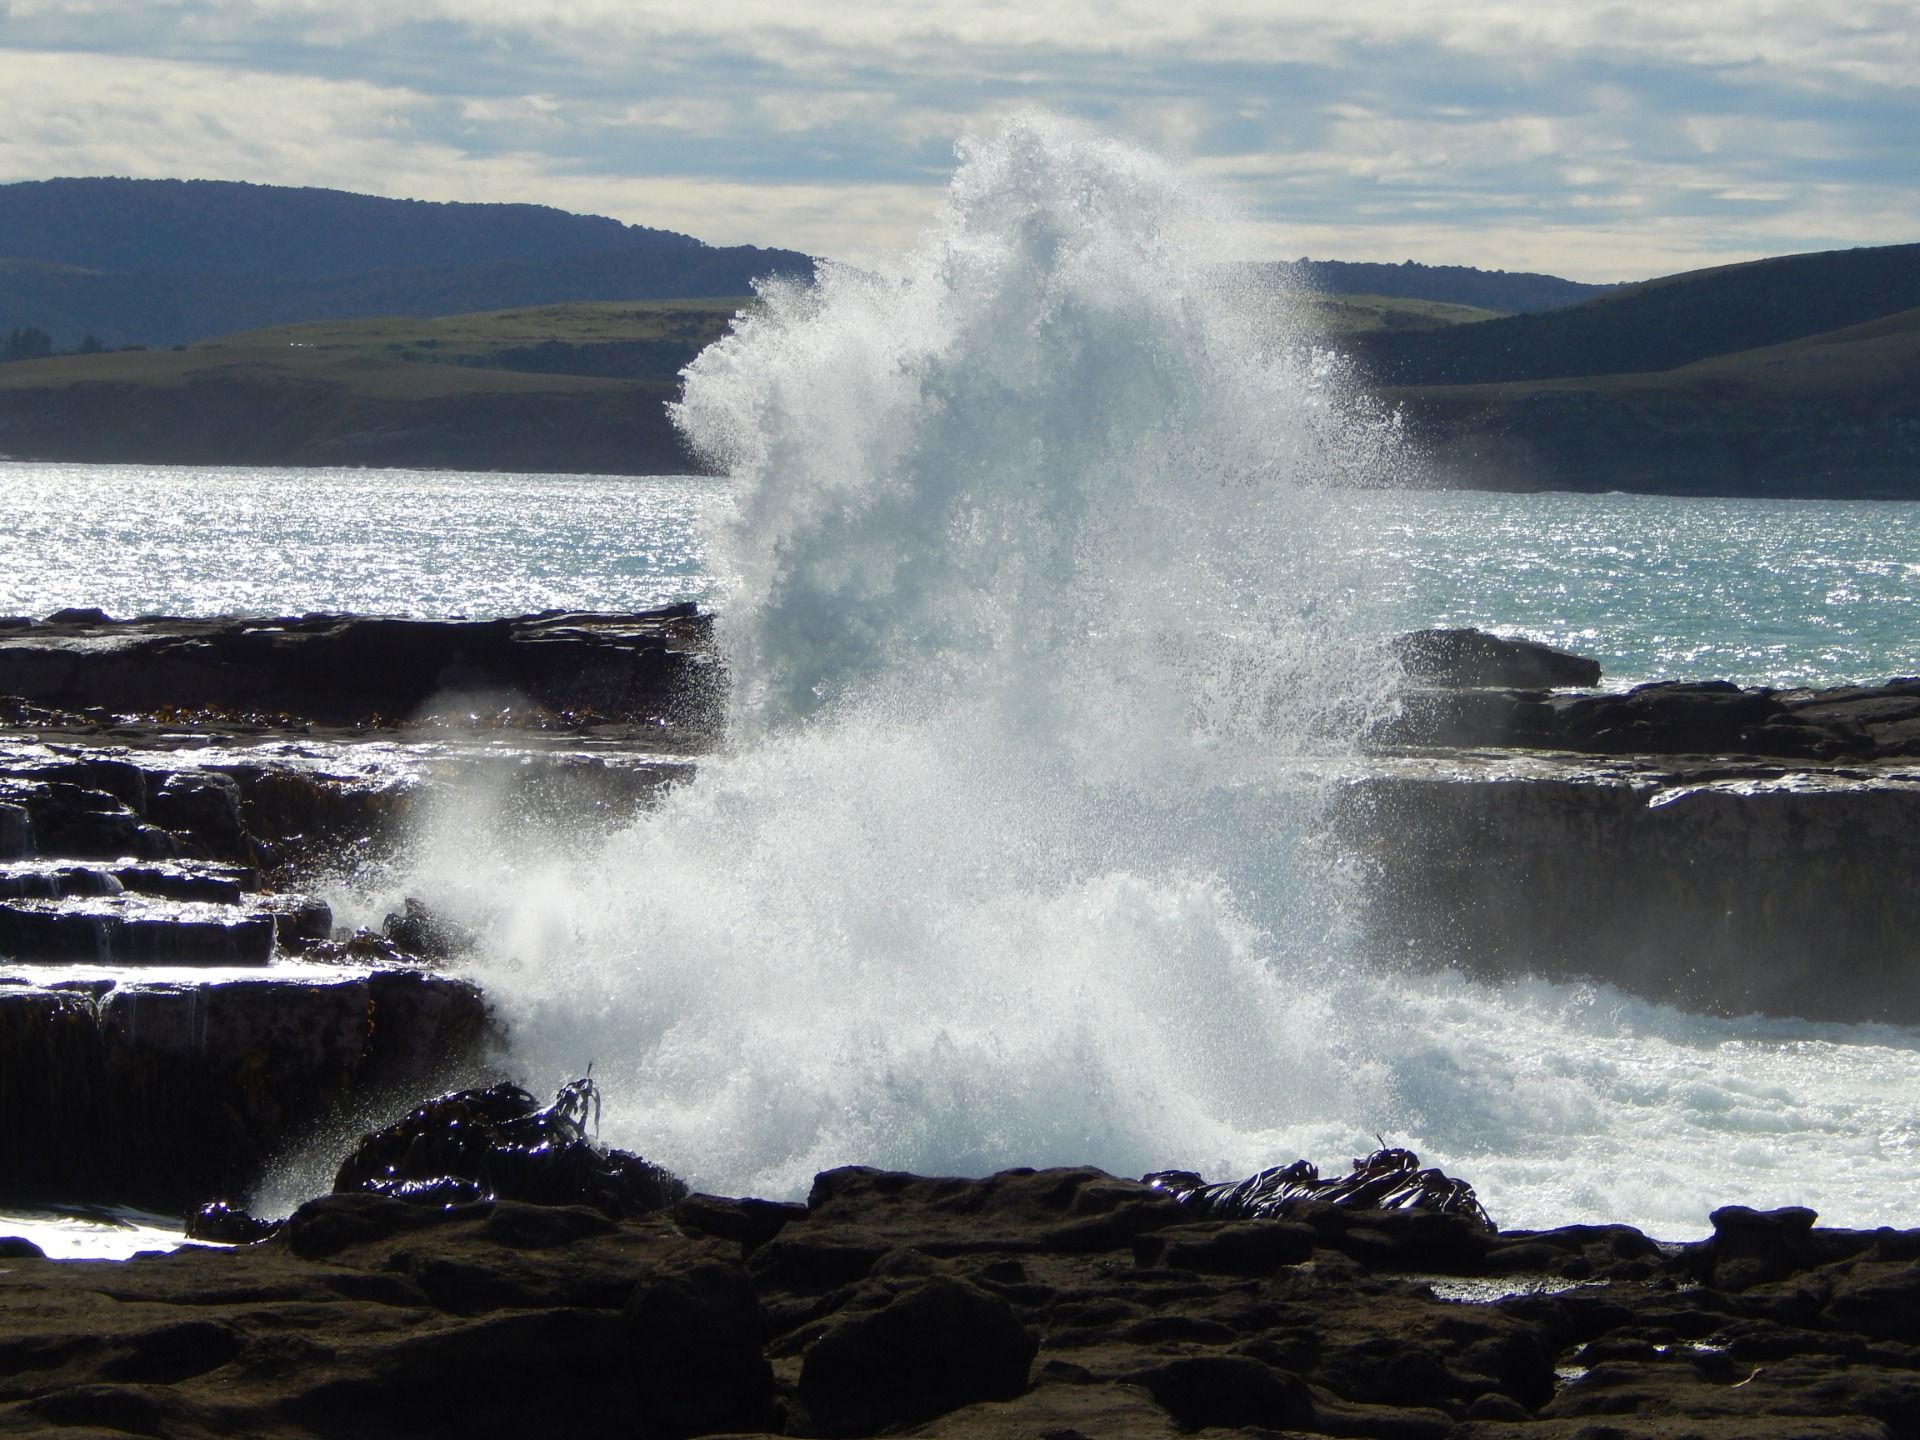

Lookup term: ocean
[6,463,1915,692]
[5,120,1919,1243]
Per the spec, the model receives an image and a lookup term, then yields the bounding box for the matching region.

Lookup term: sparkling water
[5,467,1916,691]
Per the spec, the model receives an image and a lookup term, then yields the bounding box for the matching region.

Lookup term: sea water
[8,118,1920,1241]
[4,471,1916,691]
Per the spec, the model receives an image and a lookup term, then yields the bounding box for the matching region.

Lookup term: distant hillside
[0,178,813,348]
[1295,293,1506,335]
[0,300,745,474]
[1248,259,1612,315]
[1390,304,1920,498]
[1348,242,1920,386]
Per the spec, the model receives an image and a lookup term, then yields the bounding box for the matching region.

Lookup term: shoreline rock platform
[5,610,1920,1435]
[7,1163,1920,1438]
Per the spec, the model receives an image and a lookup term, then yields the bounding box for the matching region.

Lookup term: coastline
[4,609,1920,1434]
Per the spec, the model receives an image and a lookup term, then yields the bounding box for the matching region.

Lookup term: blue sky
[2,0,1914,281]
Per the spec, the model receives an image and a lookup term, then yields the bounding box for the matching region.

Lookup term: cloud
[2,0,1914,280]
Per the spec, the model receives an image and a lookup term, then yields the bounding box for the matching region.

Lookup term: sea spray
[345,116,1920,1236]
[382,114,1412,1201]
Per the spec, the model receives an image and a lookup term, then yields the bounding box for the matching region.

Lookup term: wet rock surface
[1335,751,1920,1022]
[0,604,717,731]
[5,611,1920,1435]
[5,1166,1920,1438]
[1383,631,1920,762]
[0,617,707,1211]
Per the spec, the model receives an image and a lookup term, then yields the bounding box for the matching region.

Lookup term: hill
[0,178,813,348]
[1258,258,1613,315]
[1347,242,1920,387]
[1295,293,1507,334]
[0,301,745,474]
[1390,305,1920,497]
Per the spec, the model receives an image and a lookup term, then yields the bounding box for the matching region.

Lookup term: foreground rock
[4,1165,1918,1438]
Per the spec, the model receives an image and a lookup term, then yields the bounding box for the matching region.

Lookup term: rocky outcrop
[1332,752,1920,1022]
[1383,674,1920,760]
[0,968,489,1211]
[1394,629,1603,690]
[5,1162,1920,1438]
[0,732,498,1211]
[1340,630,1920,1022]
[0,604,717,731]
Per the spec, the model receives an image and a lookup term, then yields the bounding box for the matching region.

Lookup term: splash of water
[401,115,1406,1201]
[362,116,1920,1235]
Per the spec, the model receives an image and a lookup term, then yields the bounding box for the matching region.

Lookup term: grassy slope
[1296,293,1506,334]
[1351,242,1920,387]
[0,300,745,396]
[0,300,750,473]
[1390,307,1920,496]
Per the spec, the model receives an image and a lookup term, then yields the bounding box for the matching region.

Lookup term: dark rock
[797,1274,1037,1435]
[1147,1146,1495,1233]
[0,606,717,731]
[380,896,474,961]
[185,1200,281,1245]
[626,1260,776,1434]
[0,802,30,858]
[148,771,248,861]
[1394,628,1602,689]
[1703,1203,1821,1290]
[332,1078,687,1217]
[0,972,493,1209]
[264,892,333,945]
[1133,1216,1316,1274]
[1126,1353,1314,1430]
[673,1191,807,1253]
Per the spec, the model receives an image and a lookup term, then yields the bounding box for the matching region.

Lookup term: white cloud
[2,0,1913,280]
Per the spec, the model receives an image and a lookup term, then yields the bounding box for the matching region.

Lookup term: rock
[3,1162,1920,1439]
[1334,754,1920,1023]
[0,972,491,1210]
[1147,1146,1495,1231]
[148,771,248,861]
[185,1199,280,1244]
[797,1274,1037,1435]
[1125,1353,1314,1430]
[1394,628,1603,689]
[1704,1204,1822,1290]
[626,1260,777,1434]
[380,896,474,961]
[0,606,717,731]
[331,1078,687,1217]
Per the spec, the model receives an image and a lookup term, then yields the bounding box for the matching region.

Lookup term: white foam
[382,115,1920,1240]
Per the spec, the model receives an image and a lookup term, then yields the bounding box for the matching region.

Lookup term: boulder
[797,1274,1037,1435]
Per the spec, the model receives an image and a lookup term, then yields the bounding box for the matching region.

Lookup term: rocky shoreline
[6,1161,1920,1438]
[5,608,1920,1436]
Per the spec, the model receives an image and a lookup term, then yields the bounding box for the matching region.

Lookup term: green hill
[1296,293,1506,334]
[1391,306,1920,497]
[1247,258,1611,314]
[1348,242,1920,387]
[0,301,745,474]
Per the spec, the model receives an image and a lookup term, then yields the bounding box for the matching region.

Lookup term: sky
[1,0,1914,283]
